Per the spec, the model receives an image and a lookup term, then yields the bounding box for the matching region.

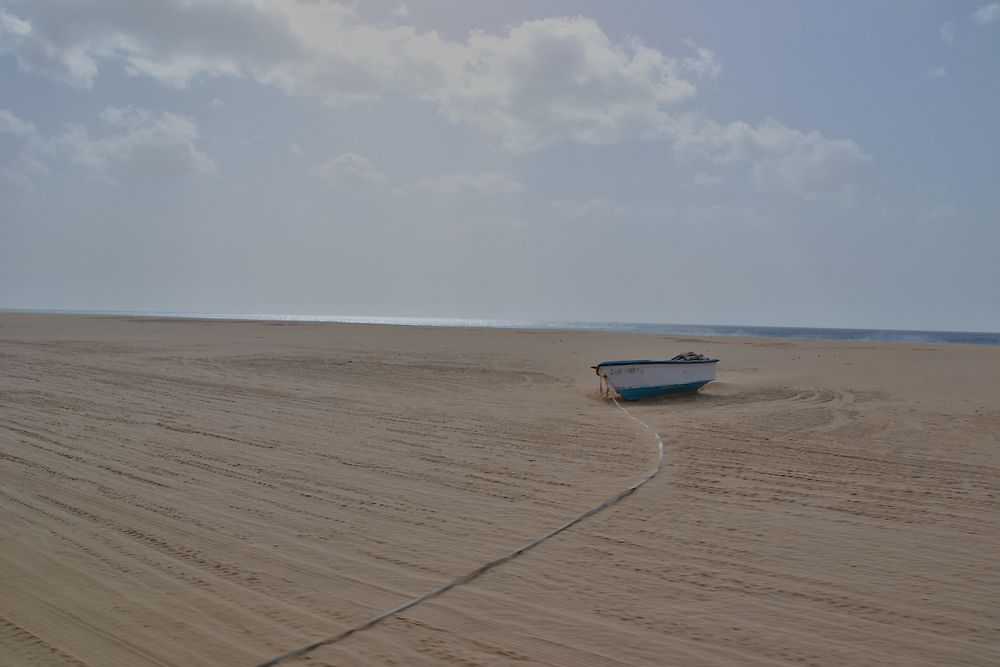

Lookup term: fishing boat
[593,353,718,400]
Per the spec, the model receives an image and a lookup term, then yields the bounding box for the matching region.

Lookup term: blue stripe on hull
[617,381,709,400]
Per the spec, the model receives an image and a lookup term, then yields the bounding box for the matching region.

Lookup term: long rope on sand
[251,395,664,667]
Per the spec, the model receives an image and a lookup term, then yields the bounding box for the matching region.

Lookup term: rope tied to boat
[599,372,612,399]
[251,395,665,667]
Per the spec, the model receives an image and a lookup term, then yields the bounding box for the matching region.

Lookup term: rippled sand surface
[2,313,998,666]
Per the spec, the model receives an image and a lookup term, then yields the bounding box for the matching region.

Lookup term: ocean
[7,309,1000,346]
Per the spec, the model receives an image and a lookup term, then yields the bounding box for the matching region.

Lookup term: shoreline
[2,308,998,346]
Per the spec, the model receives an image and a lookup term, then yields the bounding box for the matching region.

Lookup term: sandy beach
[1,313,998,666]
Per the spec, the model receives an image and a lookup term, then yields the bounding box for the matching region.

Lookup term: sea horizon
[4,308,1000,346]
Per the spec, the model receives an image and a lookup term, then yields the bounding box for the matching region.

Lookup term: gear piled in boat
[670,351,711,361]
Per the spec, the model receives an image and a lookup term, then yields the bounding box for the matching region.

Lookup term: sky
[1,0,998,331]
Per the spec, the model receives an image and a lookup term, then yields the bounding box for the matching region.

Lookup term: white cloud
[693,171,725,187]
[940,20,955,44]
[0,3,702,150]
[408,17,703,151]
[672,117,871,200]
[0,0,302,88]
[0,108,35,136]
[681,39,721,80]
[47,106,215,177]
[927,65,947,79]
[0,9,30,36]
[0,150,47,192]
[0,110,47,191]
[398,171,523,197]
[972,3,1000,25]
[312,152,385,188]
[288,143,302,156]
[2,106,214,188]
[0,1,868,199]
[394,3,410,19]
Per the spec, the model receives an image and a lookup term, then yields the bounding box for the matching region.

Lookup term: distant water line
[5,308,1000,346]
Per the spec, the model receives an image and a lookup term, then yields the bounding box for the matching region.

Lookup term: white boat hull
[594,359,717,400]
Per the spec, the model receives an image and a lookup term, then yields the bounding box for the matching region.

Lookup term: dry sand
[1,313,998,666]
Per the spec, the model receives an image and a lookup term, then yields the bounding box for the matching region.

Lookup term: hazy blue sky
[2,1,998,331]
